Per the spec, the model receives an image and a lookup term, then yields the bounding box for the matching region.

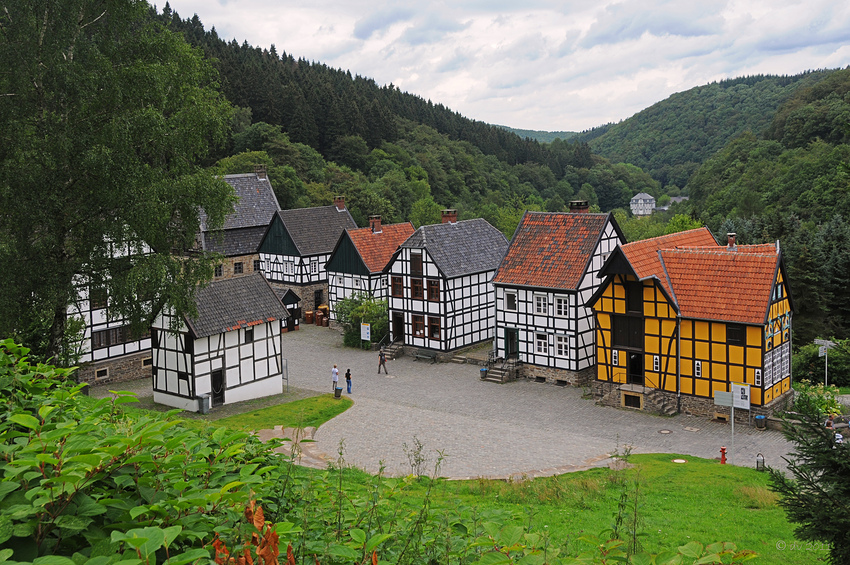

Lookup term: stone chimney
[727,233,737,249]
[441,209,458,224]
[334,195,346,211]
[254,164,267,180]
[569,200,589,213]
[369,215,382,233]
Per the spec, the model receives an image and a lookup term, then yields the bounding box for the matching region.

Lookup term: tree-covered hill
[151,4,665,236]
[496,126,578,143]
[685,68,850,344]
[574,71,836,188]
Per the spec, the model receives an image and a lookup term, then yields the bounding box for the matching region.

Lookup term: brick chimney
[369,215,382,233]
[334,195,346,211]
[254,164,267,180]
[727,233,737,249]
[569,200,589,213]
[441,209,458,224]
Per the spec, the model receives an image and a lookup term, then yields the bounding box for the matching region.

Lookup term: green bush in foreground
[0,338,759,564]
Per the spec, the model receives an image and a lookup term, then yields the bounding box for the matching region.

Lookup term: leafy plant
[790,380,843,417]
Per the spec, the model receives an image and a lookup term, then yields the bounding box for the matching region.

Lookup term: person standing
[345,369,352,394]
[332,364,339,391]
[378,349,388,374]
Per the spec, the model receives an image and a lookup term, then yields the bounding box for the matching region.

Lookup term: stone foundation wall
[269,281,328,312]
[76,350,152,386]
[593,380,795,420]
[519,364,595,387]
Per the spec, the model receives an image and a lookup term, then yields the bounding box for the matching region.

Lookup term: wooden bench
[412,348,437,363]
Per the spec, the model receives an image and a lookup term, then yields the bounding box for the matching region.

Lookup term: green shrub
[333,293,388,348]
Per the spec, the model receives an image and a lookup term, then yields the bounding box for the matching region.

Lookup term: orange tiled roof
[659,245,779,324]
[493,212,614,290]
[347,222,415,273]
[619,228,718,296]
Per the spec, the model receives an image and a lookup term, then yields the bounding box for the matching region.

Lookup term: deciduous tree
[0,0,235,361]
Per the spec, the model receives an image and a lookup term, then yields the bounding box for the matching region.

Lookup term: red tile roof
[619,228,718,296]
[493,212,615,290]
[347,222,415,273]
[660,245,779,324]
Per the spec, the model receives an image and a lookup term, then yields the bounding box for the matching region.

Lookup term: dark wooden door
[211,369,225,406]
[392,312,404,343]
[505,328,519,358]
[627,353,644,386]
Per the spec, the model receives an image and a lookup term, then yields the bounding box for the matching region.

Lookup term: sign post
[815,339,836,386]
[714,390,734,465]
[360,323,371,346]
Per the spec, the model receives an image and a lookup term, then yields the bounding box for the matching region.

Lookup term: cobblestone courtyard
[93,323,794,478]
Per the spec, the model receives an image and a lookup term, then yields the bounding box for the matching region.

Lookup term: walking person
[345,369,352,394]
[332,364,339,391]
[378,349,388,374]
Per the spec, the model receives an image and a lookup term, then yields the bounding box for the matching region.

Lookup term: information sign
[360,323,371,341]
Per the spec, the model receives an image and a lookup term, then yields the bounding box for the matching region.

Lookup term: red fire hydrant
[720,446,727,464]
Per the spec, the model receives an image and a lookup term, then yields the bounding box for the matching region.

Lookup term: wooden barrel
[305,310,313,324]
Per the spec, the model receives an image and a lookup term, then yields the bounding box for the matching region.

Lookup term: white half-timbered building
[70,238,154,384]
[151,273,289,411]
[492,207,625,384]
[386,210,509,352]
[326,216,415,320]
[257,196,357,311]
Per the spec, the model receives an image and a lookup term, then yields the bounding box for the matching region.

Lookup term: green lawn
[351,453,811,563]
[210,394,352,431]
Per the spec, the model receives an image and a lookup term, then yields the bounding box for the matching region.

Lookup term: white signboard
[732,383,751,410]
[360,323,371,341]
[819,346,827,357]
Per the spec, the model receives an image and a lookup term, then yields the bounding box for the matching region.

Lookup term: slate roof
[660,245,780,325]
[347,222,416,273]
[276,205,358,256]
[493,212,618,290]
[199,173,281,257]
[631,192,655,201]
[400,219,509,278]
[186,273,288,339]
[202,226,268,256]
[618,228,717,296]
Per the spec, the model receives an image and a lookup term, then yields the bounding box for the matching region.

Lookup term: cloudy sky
[164,0,850,132]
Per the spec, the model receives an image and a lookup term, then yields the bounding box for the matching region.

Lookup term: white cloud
[164,0,850,131]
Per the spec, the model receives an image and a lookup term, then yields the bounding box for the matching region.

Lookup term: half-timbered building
[200,167,281,280]
[492,209,624,384]
[257,196,357,311]
[386,210,509,353]
[589,229,794,417]
[326,216,415,320]
[151,273,289,411]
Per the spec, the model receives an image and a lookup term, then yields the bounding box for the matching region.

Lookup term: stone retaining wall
[76,350,152,386]
[518,364,595,387]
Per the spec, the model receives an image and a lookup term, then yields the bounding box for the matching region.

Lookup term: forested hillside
[152,5,661,235]
[497,126,578,143]
[686,69,850,344]
[575,72,834,188]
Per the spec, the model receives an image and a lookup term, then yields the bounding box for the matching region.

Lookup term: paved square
[285,324,793,478]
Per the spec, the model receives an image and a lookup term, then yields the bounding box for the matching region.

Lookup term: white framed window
[555,335,568,357]
[355,279,361,287]
[310,260,318,274]
[534,295,548,315]
[535,333,548,354]
[555,296,568,317]
[283,261,294,275]
[695,360,702,378]
[653,355,660,372]
[505,292,517,311]
[755,369,762,387]
[337,276,343,285]
[612,350,619,366]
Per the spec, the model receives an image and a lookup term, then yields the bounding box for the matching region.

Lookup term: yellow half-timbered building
[588,229,793,417]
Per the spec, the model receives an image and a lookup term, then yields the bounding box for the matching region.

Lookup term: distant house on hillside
[630,192,655,216]
[256,196,358,311]
[326,216,415,321]
[151,273,289,412]
[386,210,509,353]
